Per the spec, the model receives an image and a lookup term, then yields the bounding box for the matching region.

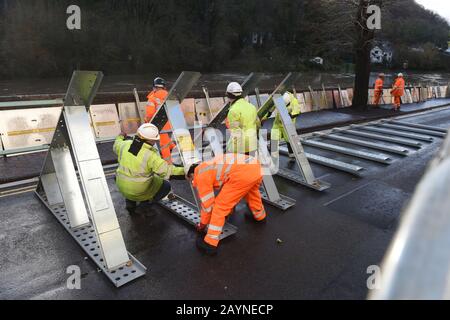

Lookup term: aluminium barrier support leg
[35,71,146,287]
[152,72,238,240]
[271,96,331,191]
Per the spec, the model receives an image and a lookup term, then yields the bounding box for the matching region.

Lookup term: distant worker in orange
[145,77,176,163]
[187,153,267,255]
[391,73,405,111]
[373,73,385,107]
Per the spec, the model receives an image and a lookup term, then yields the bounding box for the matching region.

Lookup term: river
[1,72,449,97]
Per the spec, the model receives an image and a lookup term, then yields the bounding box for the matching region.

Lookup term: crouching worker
[113,123,185,214]
[187,153,267,255]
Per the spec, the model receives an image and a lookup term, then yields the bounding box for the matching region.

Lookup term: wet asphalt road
[1,107,450,300]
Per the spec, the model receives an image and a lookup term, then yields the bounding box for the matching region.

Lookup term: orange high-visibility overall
[391,78,405,110]
[373,78,384,106]
[145,88,176,163]
[192,153,266,247]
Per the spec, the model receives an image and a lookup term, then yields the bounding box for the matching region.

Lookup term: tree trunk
[352,0,382,110]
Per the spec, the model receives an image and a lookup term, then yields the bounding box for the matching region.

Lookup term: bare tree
[352,0,383,109]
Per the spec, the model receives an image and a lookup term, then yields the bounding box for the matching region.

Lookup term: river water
[1,72,449,97]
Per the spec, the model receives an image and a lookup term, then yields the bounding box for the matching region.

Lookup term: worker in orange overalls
[145,77,176,163]
[187,153,267,255]
[391,73,405,111]
[373,73,385,107]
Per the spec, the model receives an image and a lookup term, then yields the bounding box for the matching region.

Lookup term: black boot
[125,199,137,214]
[255,217,267,224]
[196,237,218,256]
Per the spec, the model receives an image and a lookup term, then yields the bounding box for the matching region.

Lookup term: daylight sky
[415,0,450,23]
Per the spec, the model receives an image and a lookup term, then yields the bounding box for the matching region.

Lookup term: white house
[370,45,393,64]
[310,57,324,65]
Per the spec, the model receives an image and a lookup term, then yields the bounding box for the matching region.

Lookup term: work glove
[196,223,207,233]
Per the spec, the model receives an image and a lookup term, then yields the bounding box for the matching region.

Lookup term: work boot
[167,193,176,201]
[196,237,218,256]
[245,205,267,223]
[255,217,267,224]
[125,200,137,214]
[138,201,154,212]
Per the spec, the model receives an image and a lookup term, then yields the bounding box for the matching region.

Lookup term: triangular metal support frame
[35,71,146,288]
[271,96,331,191]
[200,73,296,210]
[153,72,238,240]
[257,73,331,191]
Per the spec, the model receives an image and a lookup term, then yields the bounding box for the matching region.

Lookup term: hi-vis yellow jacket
[113,135,185,201]
[226,98,261,153]
[271,92,301,142]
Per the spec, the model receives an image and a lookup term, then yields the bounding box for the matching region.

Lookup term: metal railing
[0,99,63,109]
[369,130,450,300]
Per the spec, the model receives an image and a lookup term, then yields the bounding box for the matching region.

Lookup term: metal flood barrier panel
[179,98,195,127]
[89,104,121,139]
[118,102,143,135]
[324,90,335,109]
[439,86,448,98]
[36,71,146,287]
[151,71,239,239]
[333,90,342,108]
[207,97,226,118]
[297,93,308,113]
[194,98,210,125]
[0,107,61,151]
[340,89,351,107]
[383,89,393,105]
[303,91,313,112]
[117,101,147,135]
[347,88,354,104]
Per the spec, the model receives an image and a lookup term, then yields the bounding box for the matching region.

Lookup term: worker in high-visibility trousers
[187,153,266,255]
[373,73,385,107]
[145,77,176,163]
[271,91,301,162]
[225,82,261,155]
[113,123,185,214]
[391,73,405,111]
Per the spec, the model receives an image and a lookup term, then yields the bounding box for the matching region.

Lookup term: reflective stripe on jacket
[113,135,184,201]
[226,98,261,153]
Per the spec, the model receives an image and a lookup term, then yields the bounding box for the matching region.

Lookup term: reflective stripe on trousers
[201,192,215,203]
[208,224,223,232]
[253,208,266,221]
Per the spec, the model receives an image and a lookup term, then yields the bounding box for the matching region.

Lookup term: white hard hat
[187,161,201,176]
[398,73,404,77]
[226,82,243,97]
[283,92,292,105]
[137,123,160,141]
